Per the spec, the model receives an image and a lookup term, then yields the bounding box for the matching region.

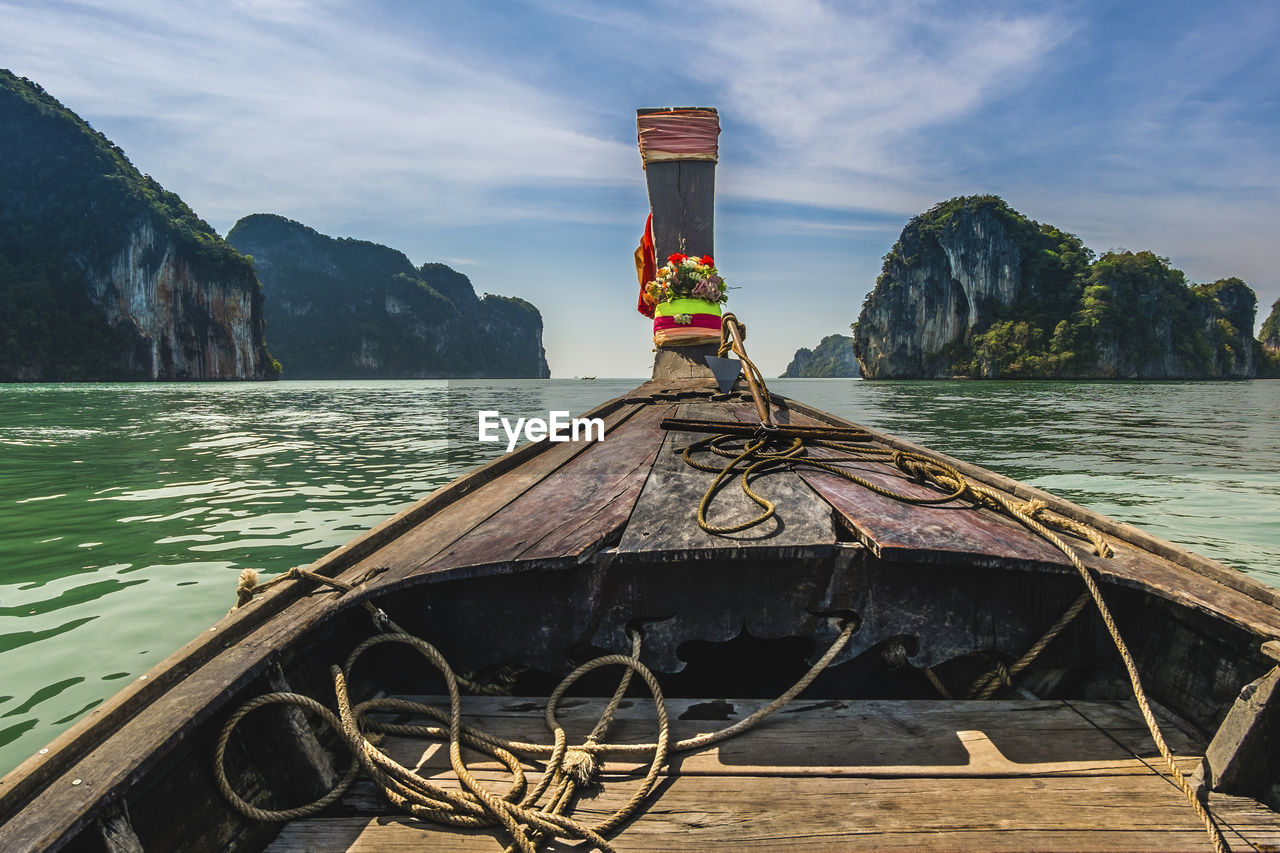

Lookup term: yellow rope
[967,592,1092,700]
[216,620,857,852]
[687,314,1224,849]
[682,433,1227,851]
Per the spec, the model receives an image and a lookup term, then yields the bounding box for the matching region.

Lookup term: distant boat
[580,375,596,380]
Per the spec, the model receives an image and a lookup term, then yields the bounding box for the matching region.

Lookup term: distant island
[781,334,858,378]
[842,195,1279,380]
[226,215,549,379]
[0,69,276,381]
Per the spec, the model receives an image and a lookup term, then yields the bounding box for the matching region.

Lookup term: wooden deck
[266,696,1280,852]
[339,384,1280,636]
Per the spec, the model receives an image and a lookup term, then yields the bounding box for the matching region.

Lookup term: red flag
[634,213,656,318]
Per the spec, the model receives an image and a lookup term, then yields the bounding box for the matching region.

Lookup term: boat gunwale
[773,392,1280,615]
[0,390,643,835]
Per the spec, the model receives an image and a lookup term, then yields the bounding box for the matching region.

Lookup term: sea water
[1,378,1278,775]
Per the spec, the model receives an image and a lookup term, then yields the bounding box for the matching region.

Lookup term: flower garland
[642,253,728,310]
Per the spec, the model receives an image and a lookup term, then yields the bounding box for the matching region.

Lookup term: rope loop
[674,310,1223,850]
[217,618,857,851]
[214,691,361,822]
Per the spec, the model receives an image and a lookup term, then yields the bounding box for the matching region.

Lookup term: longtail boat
[2,109,1279,853]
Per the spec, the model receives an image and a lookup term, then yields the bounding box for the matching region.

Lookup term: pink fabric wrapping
[652,313,723,331]
[653,326,722,346]
[637,109,720,164]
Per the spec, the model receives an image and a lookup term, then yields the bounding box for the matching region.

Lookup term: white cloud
[0,0,636,231]
[1,0,1066,226]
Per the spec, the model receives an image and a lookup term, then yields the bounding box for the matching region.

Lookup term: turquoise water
[1,378,1278,775]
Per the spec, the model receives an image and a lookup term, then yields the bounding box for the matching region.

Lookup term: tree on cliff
[226,214,550,379]
[852,195,1262,380]
[781,334,858,378]
[0,69,277,380]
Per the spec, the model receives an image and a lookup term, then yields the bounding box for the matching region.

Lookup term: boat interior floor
[265,695,1280,853]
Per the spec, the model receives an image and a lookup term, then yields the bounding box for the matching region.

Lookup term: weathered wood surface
[754,400,1280,639]
[617,403,836,557]
[338,401,650,586]
[1206,665,1280,795]
[719,402,1076,569]
[642,157,716,262]
[780,394,1280,615]
[269,785,1279,852]
[348,696,1205,783]
[651,344,723,381]
[421,402,675,571]
[267,698,1279,852]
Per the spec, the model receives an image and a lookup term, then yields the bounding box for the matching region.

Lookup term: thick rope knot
[233,568,260,609]
[891,450,926,482]
[881,638,911,669]
[1014,498,1114,559]
[1021,499,1048,518]
[562,748,600,788]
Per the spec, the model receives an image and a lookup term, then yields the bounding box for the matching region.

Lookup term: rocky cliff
[781,334,858,377]
[226,214,550,379]
[853,196,1261,379]
[0,70,275,381]
[1259,298,1280,378]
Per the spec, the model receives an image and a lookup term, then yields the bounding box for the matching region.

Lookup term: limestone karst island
[0,70,548,381]
[788,195,1280,380]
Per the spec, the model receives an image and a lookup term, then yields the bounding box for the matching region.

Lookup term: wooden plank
[269,774,1278,852]
[342,401,648,582]
[1209,792,1280,849]
[618,402,836,557]
[354,697,1203,782]
[778,396,1280,616]
[423,402,675,570]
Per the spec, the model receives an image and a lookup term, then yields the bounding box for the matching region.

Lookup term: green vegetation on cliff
[0,69,273,380]
[965,254,1254,379]
[227,214,549,379]
[1259,298,1280,378]
[782,334,858,377]
[855,195,1262,379]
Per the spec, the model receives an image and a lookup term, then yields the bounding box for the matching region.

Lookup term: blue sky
[3,0,1277,377]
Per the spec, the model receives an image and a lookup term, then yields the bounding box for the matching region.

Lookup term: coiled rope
[682,311,1229,851]
[682,425,1228,852]
[215,607,857,853]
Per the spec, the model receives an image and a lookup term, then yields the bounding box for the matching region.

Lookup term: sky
[2,0,1277,377]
